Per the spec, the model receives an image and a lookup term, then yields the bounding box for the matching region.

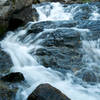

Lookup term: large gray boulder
[27,83,71,100]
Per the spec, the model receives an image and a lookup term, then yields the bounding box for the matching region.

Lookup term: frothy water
[89,6,100,20]
[1,2,100,100]
[33,2,73,21]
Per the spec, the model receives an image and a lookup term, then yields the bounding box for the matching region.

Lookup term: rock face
[0,0,38,38]
[27,83,71,100]
[1,72,25,82]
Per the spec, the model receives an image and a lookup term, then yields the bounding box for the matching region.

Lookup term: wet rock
[25,21,83,72]
[74,12,90,20]
[75,69,97,83]
[30,21,77,30]
[78,20,100,40]
[0,46,13,75]
[41,28,81,47]
[82,70,97,82]
[8,6,39,31]
[27,83,71,100]
[0,81,17,100]
[34,28,82,70]
[1,72,25,83]
[0,0,38,38]
[36,47,82,71]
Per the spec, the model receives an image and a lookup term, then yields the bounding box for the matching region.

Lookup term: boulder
[75,69,97,83]
[8,6,39,31]
[0,0,38,38]
[82,70,97,82]
[1,72,25,83]
[27,83,71,100]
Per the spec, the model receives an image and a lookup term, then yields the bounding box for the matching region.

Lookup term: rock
[41,28,81,47]
[30,21,77,30]
[82,70,97,82]
[0,46,13,75]
[77,20,100,40]
[32,0,99,4]
[8,6,39,31]
[0,81,17,100]
[0,0,38,38]
[27,83,71,100]
[23,20,83,72]
[32,0,79,4]
[12,0,33,10]
[75,69,97,83]
[1,72,25,83]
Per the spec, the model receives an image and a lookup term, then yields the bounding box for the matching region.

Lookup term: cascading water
[0,2,100,100]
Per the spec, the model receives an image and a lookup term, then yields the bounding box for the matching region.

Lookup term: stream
[0,2,100,100]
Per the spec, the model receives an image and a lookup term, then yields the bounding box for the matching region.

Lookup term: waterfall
[0,2,100,100]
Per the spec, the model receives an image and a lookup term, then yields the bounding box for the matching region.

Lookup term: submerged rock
[1,72,25,83]
[27,83,71,100]
[82,70,97,82]
[75,69,97,83]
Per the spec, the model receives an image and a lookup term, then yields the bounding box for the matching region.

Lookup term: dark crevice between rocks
[7,18,24,31]
[0,18,24,40]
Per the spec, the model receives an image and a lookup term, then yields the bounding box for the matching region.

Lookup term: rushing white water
[89,6,100,20]
[1,2,100,100]
[33,2,73,21]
